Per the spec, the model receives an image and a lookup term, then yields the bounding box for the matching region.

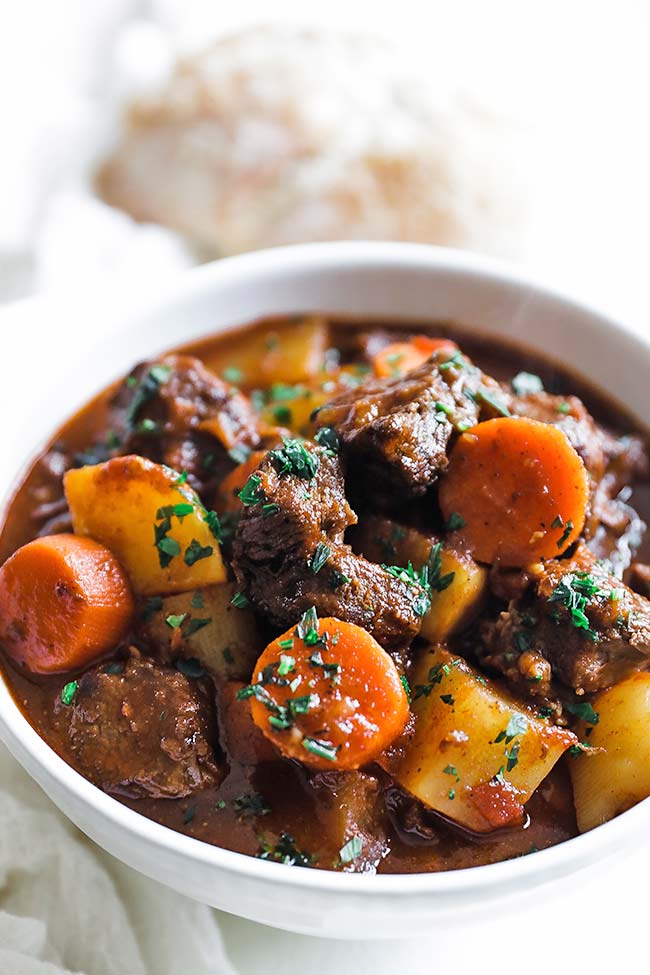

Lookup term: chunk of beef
[480,545,650,696]
[315,351,504,502]
[114,354,260,492]
[231,441,425,651]
[52,654,222,798]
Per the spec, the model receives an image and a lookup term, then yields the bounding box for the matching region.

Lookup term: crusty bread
[98,26,522,256]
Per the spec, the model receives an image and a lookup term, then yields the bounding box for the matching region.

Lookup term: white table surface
[2,290,650,974]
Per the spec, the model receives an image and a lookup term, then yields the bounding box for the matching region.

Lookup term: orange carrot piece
[246,615,409,770]
[216,450,268,512]
[373,336,458,378]
[439,417,589,566]
[0,534,134,674]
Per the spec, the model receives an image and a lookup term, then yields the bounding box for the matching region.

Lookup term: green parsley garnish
[557,520,574,549]
[228,443,251,465]
[565,700,599,725]
[314,426,340,454]
[258,833,313,867]
[512,372,544,396]
[400,674,411,703]
[176,657,206,678]
[302,737,338,761]
[309,542,331,574]
[223,366,243,384]
[238,473,265,506]
[268,437,319,479]
[547,571,606,642]
[445,512,466,532]
[339,836,364,864]
[125,363,172,428]
[184,618,211,637]
[231,591,251,609]
[165,613,187,629]
[60,681,78,706]
[184,539,213,566]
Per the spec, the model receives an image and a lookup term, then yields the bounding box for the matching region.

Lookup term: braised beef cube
[315,352,507,500]
[52,655,222,799]
[480,545,650,696]
[231,441,425,651]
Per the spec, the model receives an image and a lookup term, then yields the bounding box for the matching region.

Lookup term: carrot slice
[439,417,589,566]
[0,534,134,674]
[373,336,458,378]
[243,613,409,770]
[216,450,268,512]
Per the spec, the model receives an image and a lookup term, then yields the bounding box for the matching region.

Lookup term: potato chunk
[142,582,262,680]
[387,646,575,833]
[570,672,650,832]
[64,455,226,595]
[354,517,487,642]
[202,316,328,387]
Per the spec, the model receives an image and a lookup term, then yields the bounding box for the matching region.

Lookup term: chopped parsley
[258,833,313,868]
[439,351,466,372]
[495,713,528,744]
[183,805,196,825]
[125,363,172,428]
[231,591,251,609]
[440,693,455,706]
[191,591,204,609]
[143,595,163,621]
[268,438,319,479]
[223,366,243,384]
[184,539,214,566]
[277,654,296,676]
[511,372,544,396]
[165,613,187,629]
[302,737,338,761]
[175,657,206,678]
[557,519,574,549]
[184,617,211,637]
[339,836,364,864]
[228,443,251,465]
[233,792,270,817]
[565,700,600,725]
[400,674,411,703]
[547,571,607,642]
[60,681,78,706]
[445,512,466,532]
[314,426,340,454]
[556,401,571,415]
[105,661,125,675]
[238,473,265,506]
[476,387,511,417]
[309,542,331,574]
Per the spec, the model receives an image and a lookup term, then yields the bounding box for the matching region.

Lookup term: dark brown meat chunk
[52,655,222,799]
[231,441,425,651]
[115,354,260,492]
[480,545,650,696]
[315,351,504,501]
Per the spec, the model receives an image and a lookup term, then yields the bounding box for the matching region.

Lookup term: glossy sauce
[1,317,647,872]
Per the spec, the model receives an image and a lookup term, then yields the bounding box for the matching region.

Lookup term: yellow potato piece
[202,316,328,388]
[387,646,575,833]
[143,582,261,681]
[354,517,487,641]
[570,672,650,832]
[64,455,226,595]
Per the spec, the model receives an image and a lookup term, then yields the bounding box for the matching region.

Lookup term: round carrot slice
[439,417,589,566]
[0,534,134,674]
[373,337,458,378]
[243,613,409,770]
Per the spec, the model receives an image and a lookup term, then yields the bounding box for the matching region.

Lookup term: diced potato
[354,517,487,642]
[570,672,650,832]
[142,582,262,681]
[201,316,328,387]
[64,455,226,595]
[260,382,333,437]
[387,646,575,833]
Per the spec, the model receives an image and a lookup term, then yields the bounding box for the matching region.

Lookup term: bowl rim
[1,239,649,898]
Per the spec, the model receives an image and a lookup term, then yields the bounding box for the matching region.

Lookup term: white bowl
[1,242,649,940]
